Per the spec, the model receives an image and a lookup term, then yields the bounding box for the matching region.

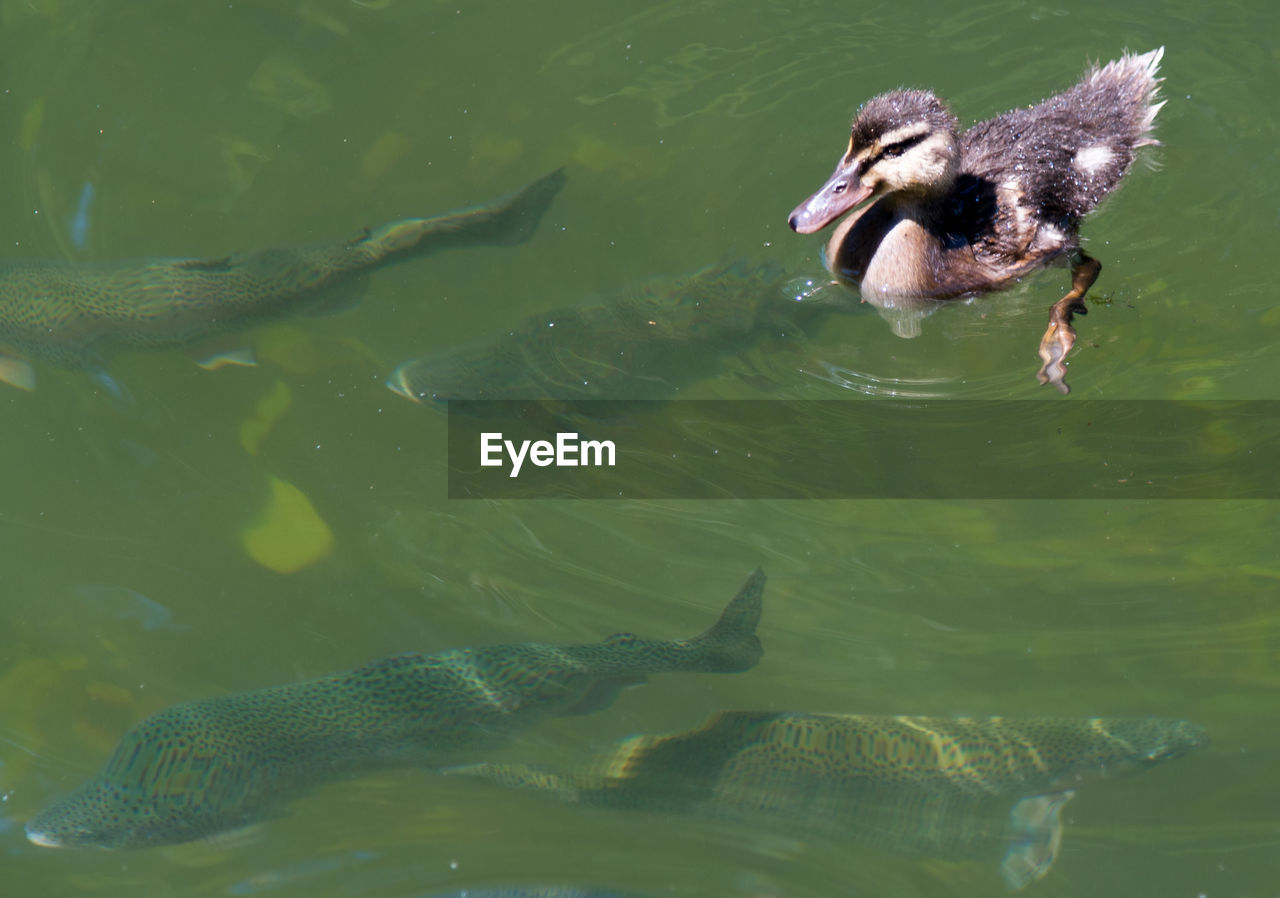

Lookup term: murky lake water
[2,1,1277,895]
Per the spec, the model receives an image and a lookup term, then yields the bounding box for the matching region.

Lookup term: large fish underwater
[386,262,833,403]
[453,710,1207,890]
[0,168,566,391]
[24,569,766,850]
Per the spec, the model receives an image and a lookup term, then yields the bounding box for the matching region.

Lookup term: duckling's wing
[964,49,1164,226]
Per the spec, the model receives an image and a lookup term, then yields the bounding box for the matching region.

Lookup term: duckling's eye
[871,131,928,166]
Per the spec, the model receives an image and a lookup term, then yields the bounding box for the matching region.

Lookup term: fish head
[386,350,540,405]
[24,774,227,849]
[1044,717,1210,787]
[25,701,260,850]
[1101,717,1210,769]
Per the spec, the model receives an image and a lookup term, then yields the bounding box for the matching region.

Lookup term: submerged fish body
[457,711,1208,890]
[70,583,188,633]
[387,261,809,403]
[0,169,566,389]
[25,569,766,850]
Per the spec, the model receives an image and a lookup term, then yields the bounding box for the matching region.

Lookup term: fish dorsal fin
[1001,790,1075,890]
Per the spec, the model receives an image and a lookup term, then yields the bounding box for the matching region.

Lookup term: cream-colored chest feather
[860,216,943,295]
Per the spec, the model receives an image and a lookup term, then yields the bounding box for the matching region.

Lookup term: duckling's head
[789,90,960,234]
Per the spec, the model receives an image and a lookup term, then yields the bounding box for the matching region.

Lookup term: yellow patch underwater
[239,380,293,456]
[240,474,334,573]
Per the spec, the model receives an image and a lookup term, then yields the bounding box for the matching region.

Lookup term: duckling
[789,48,1164,393]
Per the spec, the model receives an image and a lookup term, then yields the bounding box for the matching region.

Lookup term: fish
[70,583,189,633]
[453,710,1208,890]
[24,569,765,850]
[386,261,831,403]
[0,168,566,391]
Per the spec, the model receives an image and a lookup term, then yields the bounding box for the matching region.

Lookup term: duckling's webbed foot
[1037,253,1101,394]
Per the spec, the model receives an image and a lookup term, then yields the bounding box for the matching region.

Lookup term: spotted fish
[24,569,766,850]
[0,168,566,391]
[455,710,1207,890]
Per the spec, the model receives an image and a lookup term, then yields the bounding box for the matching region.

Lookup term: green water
[1,0,1276,895]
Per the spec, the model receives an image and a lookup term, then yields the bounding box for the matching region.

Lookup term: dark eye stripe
[864,131,929,170]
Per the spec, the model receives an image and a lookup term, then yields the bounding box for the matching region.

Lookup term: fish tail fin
[463,166,568,247]
[685,568,766,673]
[363,167,567,261]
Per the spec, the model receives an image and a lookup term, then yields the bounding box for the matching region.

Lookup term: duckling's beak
[788,162,874,234]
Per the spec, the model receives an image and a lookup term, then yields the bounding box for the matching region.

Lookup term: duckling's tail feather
[1080,47,1165,150]
[1016,46,1165,222]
